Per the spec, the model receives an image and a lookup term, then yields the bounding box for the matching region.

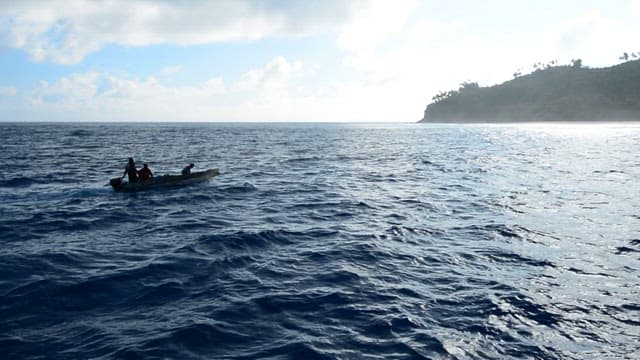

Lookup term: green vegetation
[420,58,640,123]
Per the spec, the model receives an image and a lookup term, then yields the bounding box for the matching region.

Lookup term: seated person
[138,163,153,181]
[182,163,194,175]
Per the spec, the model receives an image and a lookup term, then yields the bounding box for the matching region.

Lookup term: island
[419,58,640,123]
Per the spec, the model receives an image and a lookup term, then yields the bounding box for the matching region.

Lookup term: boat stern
[109,177,123,191]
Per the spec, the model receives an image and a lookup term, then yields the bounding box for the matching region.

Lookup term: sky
[0,0,639,122]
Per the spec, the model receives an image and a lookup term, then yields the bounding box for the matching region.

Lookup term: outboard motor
[109,177,122,190]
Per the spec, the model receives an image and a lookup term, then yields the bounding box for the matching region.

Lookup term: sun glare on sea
[516,122,640,138]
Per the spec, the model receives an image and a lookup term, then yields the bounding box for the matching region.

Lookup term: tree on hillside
[570,59,582,68]
[459,81,479,91]
[431,90,459,103]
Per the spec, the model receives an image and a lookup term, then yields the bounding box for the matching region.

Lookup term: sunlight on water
[512,122,640,137]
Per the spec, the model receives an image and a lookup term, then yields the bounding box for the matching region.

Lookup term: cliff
[420,59,640,123]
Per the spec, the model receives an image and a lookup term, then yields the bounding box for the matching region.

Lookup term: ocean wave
[0,177,41,188]
[217,182,257,193]
[196,229,317,252]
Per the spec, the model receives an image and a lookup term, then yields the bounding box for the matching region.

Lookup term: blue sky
[0,0,639,122]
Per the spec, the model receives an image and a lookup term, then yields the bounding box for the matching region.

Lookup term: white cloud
[233,56,303,92]
[21,56,313,121]
[204,78,227,95]
[0,86,17,96]
[337,0,420,76]
[0,0,358,64]
[332,1,478,119]
[36,72,100,100]
[26,72,231,120]
[18,56,419,122]
[551,10,640,66]
[32,71,229,105]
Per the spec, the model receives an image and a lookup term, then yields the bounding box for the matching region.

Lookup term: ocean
[1,122,638,359]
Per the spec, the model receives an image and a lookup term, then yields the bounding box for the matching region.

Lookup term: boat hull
[110,168,219,192]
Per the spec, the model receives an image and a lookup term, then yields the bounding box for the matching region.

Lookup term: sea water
[0,122,638,359]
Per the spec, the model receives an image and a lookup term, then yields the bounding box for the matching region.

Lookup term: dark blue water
[1,122,639,359]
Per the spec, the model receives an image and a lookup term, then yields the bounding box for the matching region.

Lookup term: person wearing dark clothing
[182,163,194,175]
[123,157,138,183]
[138,163,153,182]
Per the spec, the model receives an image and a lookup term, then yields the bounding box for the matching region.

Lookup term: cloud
[338,0,419,54]
[552,10,640,66]
[332,1,479,118]
[26,71,229,120]
[17,54,422,122]
[337,0,420,78]
[31,71,228,105]
[233,56,303,92]
[333,1,496,106]
[0,0,358,64]
[33,72,101,103]
[21,56,312,121]
[0,86,17,96]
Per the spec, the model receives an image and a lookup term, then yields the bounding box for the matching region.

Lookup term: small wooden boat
[109,168,219,192]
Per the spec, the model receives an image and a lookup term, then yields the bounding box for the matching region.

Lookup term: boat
[109,168,220,192]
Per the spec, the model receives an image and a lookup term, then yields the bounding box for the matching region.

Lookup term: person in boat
[182,163,194,175]
[138,163,153,182]
[122,157,138,183]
